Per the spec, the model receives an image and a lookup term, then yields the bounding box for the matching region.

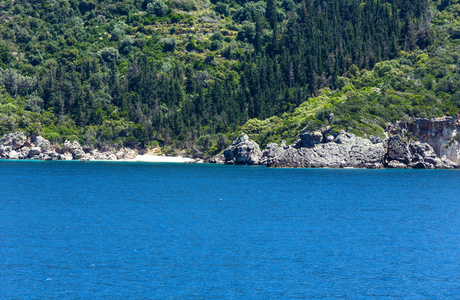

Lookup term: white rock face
[8,150,19,159]
[35,136,52,151]
[442,139,460,163]
[61,152,73,160]
[0,132,29,149]
[94,152,117,160]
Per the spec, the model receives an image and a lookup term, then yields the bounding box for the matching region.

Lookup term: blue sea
[1,161,459,299]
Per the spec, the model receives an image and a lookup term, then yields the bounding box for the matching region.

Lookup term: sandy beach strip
[131,155,195,163]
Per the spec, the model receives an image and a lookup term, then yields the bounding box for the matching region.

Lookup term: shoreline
[0,155,197,163]
[128,155,196,163]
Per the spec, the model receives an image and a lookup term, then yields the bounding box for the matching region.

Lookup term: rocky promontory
[0,132,137,161]
[222,116,460,169]
[261,130,386,168]
[223,134,263,165]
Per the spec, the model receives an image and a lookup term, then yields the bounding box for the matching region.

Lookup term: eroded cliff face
[396,116,460,163]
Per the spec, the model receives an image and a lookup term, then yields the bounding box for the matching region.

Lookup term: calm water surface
[1,161,459,299]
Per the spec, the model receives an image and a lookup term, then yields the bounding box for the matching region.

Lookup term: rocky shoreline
[222,116,460,169]
[0,132,137,161]
[1,116,459,169]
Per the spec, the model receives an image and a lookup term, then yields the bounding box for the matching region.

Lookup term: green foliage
[147,0,168,17]
[0,44,12,65]
[163,37,177,52]
[99,48,119,63]
[214,2,229,16]
[0,0,457,154]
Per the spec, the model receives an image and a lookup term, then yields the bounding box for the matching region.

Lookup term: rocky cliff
[0,132,137,161]
[395,116,460,164]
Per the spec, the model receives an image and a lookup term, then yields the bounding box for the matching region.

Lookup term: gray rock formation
[0,132,30,150]
[259,129,459,169]
[384,135,457,169]
[8,150,19,159]
[387,135,411,164]
[62,140,85,159]
[207,154,225,164]
[94,152,117,161]
[115,148,138,160]
[28,147,42,157]
[34,136,52,151]
[262,131,385,168]
[224,134,262,165]
[395,116,460,164]
[300,130,323,147]
[0,132,142,162]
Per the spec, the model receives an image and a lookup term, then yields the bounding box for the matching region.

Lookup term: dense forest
[1,0,459,156]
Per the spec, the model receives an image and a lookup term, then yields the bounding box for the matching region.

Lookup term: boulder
[207,154,225,164]
[224,134,262,165]
[41,151,61,161]
[0,146,10,158]
[115,151,124,160]
[124,149,137,160]
[62,140,85,159]
[8,150,19,159]
[114,148,138,160]
[72,148,85,159]
[387,160,409,169]
[17,147,30,159]
[61,152,73,160]
[29,147,42,156]
[34,136,52,151]
[95,152,117,161]
[81,153,95,161]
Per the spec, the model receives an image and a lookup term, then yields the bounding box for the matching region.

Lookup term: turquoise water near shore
[1,161,459,298]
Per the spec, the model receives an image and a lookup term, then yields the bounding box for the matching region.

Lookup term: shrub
[214,3,229,16]
[163,37,177,52]
[210,31,224,41]
[99,47,119,63]
[211,40,223,51]
[147,0,168,17]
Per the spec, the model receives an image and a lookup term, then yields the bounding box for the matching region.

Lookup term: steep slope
[0,0,456,157]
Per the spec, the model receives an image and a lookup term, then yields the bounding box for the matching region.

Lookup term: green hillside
[0,0,458,156]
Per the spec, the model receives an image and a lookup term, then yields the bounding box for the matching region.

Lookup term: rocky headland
[222,116,460,169]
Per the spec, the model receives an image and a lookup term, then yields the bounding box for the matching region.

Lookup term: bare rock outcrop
[0,133,140,161]
[387,135,411,164]
[0,132,30,150]
[384,135,457,169]
[262,130,386,168]
[224,134,262,165]
[396,116,460,164]
[61,140,85,159]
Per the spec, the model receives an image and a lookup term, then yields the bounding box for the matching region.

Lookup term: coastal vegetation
[0,0,459,156]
